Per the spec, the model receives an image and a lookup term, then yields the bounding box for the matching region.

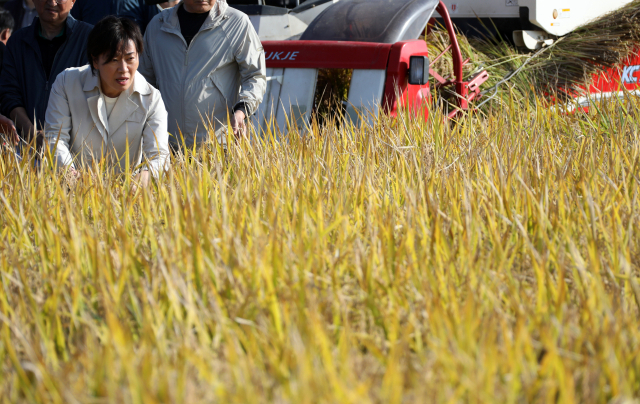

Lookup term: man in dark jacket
[3,0,37,30]
[71,0,159,33]
[0,0,92,145]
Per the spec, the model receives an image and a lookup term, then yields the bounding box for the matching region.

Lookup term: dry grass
[428,0,640,107]
[1,94,640,403]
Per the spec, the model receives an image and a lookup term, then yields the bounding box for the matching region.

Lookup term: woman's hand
[64,166,81,190]
[130,171,151,194]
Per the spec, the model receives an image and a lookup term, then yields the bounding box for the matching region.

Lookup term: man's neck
[39,20,65,40]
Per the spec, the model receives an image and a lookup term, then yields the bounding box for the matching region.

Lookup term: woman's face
[94,39,139,98]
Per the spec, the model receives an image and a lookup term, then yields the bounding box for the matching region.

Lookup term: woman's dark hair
[86,16,144,74]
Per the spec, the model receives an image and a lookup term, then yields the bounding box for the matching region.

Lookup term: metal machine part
[253,0,489,138]
[228,0,338,40]
[438,0,635,48]
[235,6,309,41]
[519,0,634,37]
[512,30,554,50]
[300,0,439,43]
[289,0,339,25]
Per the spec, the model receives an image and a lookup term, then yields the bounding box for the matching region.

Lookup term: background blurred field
[2,26,640,403]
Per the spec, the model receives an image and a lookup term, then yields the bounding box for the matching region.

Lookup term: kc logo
[622,65,640,84]
[265,51,300,61]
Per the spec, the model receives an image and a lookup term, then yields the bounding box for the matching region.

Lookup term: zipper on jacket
[39,38,67,126]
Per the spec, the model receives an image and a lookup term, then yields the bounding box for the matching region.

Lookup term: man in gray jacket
[139,0,266,149]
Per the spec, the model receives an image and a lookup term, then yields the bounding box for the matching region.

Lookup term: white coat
[44,65,170,177]
[139,0,267,148]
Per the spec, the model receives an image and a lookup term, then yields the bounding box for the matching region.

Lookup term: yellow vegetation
[1,97,640,403]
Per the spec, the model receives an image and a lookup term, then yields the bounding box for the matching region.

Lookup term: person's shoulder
[224,6,252,24]
[56,65,91,81]
[133,70,158,98]
[144,6,171,34]
[134,71,166,112]
[222,6,255,36]
[144,11,162,31]
[151,6,174,25]
[70,19,94,36]
[5,24,33,48]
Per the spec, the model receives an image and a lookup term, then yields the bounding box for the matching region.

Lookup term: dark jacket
[3,0,25,30]
[71,0,160,33]
[0,15,93,128]
[0,42,5,76]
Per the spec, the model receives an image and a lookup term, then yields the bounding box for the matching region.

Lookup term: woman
[45,16,169,187]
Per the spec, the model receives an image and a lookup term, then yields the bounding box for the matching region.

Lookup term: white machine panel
[441,0,635,37]
[248,14,308,41]
[274,68,318,137]
[290,0,340,25]
[439,0,519,19]
[519,0,634,36]
[346,69,387,127]
[252,68,284,138]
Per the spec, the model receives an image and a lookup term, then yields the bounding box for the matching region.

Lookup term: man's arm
[9,107,35,141]
[138,27,157,88]
[233,17,267,117]
[0,36,32,137]
[0,113,18,145]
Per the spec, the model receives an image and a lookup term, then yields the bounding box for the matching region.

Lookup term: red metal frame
[382,41,431,119]
[430,2,488,118]
[263,41,393,70]
[262,40,432,118]
[547,50,640,113]
[261,1,488,120]
[579,51,640,111]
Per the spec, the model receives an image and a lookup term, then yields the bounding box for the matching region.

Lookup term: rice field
[1,90,640,403]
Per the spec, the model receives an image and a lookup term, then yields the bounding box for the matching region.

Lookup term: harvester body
[229,0,640,130]
[248,0,487,136]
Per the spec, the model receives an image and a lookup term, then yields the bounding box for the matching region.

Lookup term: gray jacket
[139,0,266,148]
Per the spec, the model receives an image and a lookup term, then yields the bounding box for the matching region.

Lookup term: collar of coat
[161,0,229,32]
[82,69,151,141]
